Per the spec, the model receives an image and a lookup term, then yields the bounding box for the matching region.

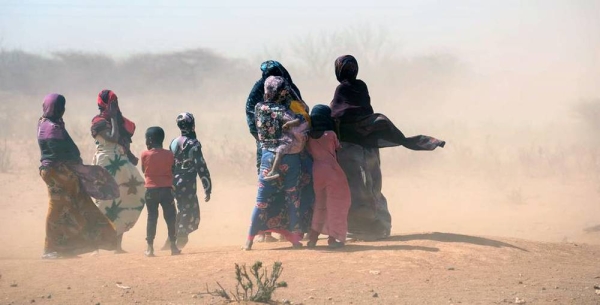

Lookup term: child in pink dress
[306,104,351,248]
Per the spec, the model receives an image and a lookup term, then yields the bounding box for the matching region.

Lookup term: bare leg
[242,235,254,251]
[263,152,282,181]
[114,234,127,254]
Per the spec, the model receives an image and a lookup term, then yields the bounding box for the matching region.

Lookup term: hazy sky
[1,0,599,87]
[1,1,597,56]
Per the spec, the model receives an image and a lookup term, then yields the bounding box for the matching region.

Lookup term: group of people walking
[37,54,445,258]
[38,92,211,258]
[243,55,445,250]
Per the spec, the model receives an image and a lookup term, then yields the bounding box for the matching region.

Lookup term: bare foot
[242,240,253,251]
[41,252,60,259]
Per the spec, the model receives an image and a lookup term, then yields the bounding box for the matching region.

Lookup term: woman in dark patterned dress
[164,112,212,249]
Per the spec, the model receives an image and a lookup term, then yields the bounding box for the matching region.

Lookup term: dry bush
[233,261,286,303]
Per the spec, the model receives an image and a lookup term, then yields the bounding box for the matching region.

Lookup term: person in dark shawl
[38,94,119,259]
[330,55,445,240]
[245,60,306,243]
[91,90,146,253]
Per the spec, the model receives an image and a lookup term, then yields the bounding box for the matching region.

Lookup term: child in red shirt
[141,126,181,257]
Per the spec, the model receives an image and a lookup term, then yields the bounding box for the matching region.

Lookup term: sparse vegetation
[232,261,287,303]
[198,261,287,303]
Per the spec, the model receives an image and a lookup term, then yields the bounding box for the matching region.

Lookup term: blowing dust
[0,24,599,259]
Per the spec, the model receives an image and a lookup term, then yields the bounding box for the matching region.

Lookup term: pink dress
[306,131,351,241]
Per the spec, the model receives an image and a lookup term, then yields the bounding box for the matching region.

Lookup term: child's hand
[204,194,211,202]
[282,122,291,131]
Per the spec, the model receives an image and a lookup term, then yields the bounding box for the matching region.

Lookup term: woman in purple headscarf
[330,55,446,240]
[37,94,119,259]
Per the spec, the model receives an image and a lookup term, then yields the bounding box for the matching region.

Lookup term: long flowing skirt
[40,164,117,255]
[311,162,351,242]
[173,173,200,236]
[337,142,391,240]
[92,149,145,235]
[248,150,304,241]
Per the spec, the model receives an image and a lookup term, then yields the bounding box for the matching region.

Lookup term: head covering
[176,112,196,138]
[38,94,81,166]
[42,94,66,123]
[97,89,118,112]
[264,76,289,104]
[330,55,372,120]
[91,89,139,165]
[260,60,302,100]
[310,104,334,132]
[145,126,165,145]
[335,55,359,82]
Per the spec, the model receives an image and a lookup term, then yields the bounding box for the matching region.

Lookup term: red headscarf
[91,90,138,165]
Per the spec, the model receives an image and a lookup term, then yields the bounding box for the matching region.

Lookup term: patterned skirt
[40,164,117,255]
[173,173,201,236]
[92,149,145,235]
[248,150,303,241]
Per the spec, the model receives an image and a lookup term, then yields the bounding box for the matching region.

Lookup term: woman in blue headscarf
[246,60,303,170]
[244,61,312,243]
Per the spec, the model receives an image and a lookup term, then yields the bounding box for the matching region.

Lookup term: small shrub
[233,261,286,303]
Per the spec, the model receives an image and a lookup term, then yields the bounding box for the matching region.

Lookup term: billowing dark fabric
[337,142,391,239]
[245,60,302,135]
[337,114,446,149]
[330,80,374,120]
[329,55,445,240]
[330,67,444,150]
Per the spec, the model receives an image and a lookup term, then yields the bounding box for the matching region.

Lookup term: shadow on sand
[270,244,439,252]
[387,232,527,252]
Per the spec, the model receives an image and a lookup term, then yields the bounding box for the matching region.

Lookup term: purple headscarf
[39,94,68,141]
[38,94,120,200]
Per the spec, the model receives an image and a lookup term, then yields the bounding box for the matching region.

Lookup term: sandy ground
[1,161,600,305]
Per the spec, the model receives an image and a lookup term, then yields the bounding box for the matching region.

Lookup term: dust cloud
[0,21,599,259]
